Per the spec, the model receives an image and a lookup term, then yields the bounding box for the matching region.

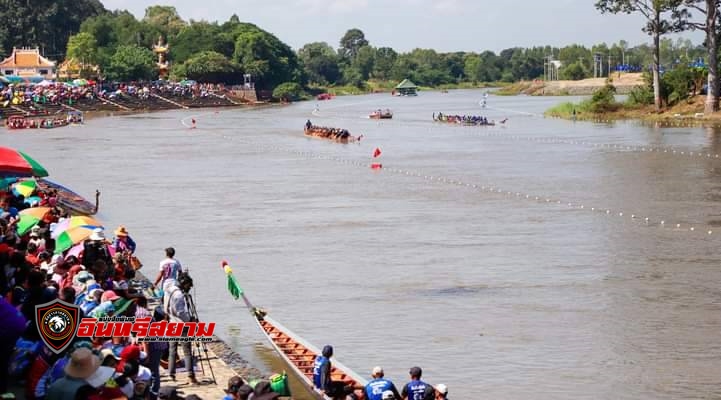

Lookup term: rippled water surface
[5,91,721,399]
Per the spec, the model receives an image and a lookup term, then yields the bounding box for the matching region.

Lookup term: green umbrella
[16,206,52,236]
[54,226,95,254]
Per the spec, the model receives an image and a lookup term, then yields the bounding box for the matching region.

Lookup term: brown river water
[4,91,721,399]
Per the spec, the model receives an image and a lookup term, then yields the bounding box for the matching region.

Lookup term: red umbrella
[0,147,49,178]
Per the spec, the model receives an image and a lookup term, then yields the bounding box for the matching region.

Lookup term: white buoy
[677,223,681,228]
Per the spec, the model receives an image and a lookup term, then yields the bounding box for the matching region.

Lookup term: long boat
[229,266,368,400]
[304,126,362,144]
[253,311,368,400]
[35,178,100,215]
[369,110,393,119]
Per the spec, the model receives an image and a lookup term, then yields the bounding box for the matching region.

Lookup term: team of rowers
[432,112,497,125]
[304,120,363,142]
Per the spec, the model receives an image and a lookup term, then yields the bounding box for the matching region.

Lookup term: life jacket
[312,355,330,388]
[365,378,394,400]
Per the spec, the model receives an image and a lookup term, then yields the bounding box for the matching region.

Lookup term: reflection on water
[5,90,721,399]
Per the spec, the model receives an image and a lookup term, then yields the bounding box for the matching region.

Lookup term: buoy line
[182,112,716,239]
[446,129,721,161]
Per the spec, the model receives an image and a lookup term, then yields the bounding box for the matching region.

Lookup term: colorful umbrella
[55,226,96,254]
[51,216,103,238]
[16,206,52,235]
[13,180,37,197]
[0,147,49,178]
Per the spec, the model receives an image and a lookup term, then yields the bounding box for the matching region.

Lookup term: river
[4,91,721,400]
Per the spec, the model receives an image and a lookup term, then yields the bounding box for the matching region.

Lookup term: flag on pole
[373,147,382,158]
[221,260,243,300]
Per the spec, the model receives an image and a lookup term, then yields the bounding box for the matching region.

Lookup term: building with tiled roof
[0,47,56,79]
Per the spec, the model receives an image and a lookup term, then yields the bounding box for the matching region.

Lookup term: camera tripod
[185,291,217,385]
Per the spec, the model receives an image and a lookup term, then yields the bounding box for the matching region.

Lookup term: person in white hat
[434,384,448,399]
[365,366,401,400]
[46,347,114,400]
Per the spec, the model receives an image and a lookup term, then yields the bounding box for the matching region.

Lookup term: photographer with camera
[162,272,198,385]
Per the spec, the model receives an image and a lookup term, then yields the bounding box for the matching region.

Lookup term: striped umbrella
[0,147,49,178]
[54,226,96,254]
[51,216,103,238]
[16,206,52,236]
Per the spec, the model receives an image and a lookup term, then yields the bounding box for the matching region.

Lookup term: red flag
[373,147,382,158]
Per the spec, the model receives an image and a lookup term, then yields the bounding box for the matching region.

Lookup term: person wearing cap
[401,367,434,400]
[163,272,197,384]
[88,290,120,318]
[434,384,448,400]
[382,391,397,400]
[365,366,401,400]
[46,347,115,400]
[112,225,136,254]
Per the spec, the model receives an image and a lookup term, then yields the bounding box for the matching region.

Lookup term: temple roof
[0,47,56,68]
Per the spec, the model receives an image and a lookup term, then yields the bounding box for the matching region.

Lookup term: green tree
[0,0,105,61]
[338,28,369,59]
[351,46,376,80]
[171,21,229,64]
[183,51,240,83]
[233,27,301,90]
[372,47,397,80]
[66,32,98,64]
[675,0,719,113]
[142,5,186,40]
[596,0,686,111]
[106,44,156,81]
[298,42,340,84]
[272,82,304,101]
[560,61,589,80]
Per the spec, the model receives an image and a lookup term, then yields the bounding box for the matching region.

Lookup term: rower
[365,366,401,400]
[306,119,312,130]
[401,367,434,400]
[313,345,333,393]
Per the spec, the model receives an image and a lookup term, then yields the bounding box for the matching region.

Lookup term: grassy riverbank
[545,94,721,125]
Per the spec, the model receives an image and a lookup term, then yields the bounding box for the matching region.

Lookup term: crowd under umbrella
[51,216,103,238]
[54,226,98,254]
[0,147,49,178]
[16,206,53,236]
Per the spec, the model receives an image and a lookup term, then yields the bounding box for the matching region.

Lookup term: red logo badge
[35,299,81,354]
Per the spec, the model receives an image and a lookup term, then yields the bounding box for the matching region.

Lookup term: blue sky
[101,0,704,52]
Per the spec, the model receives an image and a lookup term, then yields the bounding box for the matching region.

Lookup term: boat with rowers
[6,111,84,130]
[304,123,362,143]
[433,112,504,126]
[369,109,393,119]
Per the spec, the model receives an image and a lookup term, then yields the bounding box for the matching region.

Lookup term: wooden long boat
[35,178,100,215]
[369,110,393,119]
[304,127,362,144]
[253,310,368,400]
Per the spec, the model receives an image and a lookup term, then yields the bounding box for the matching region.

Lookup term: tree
[338,28,368,59]
[272,82,303,102]
[0,0,105,61]
[596,0,686,111]
[66,32,98,64]
[183,51,240,83]
[298,42,340,84]
[351,46,376,80]
[560,61,589,80]
[372,47,397,80]
[675,0,719,113]
[106,45,156,81]
[234,27,302,90]
[142,5,186,39]
[171,21,227,64]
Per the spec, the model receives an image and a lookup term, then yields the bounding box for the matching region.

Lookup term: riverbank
[312,80,509,96]
[496,73,644,96]
[545,94,721,126]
